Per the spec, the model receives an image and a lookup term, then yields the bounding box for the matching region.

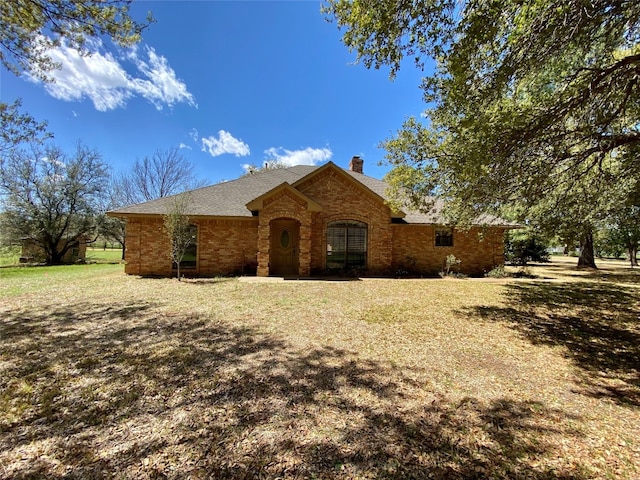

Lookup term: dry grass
[1,257,639,479]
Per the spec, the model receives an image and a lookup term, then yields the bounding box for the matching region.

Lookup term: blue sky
[2,1,428,185]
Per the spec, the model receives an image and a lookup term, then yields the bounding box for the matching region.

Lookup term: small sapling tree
[163,193,194,281]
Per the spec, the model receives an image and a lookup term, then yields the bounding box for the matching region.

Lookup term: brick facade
[391,224,506,276]
[124,217,258,276]
[256,189,314,276]
[120,164,507,277]
[295,168,393,274]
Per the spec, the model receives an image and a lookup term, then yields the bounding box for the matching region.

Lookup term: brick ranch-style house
[109,157,514,277]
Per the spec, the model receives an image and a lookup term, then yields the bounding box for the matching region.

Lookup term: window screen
[326,221,367,269]
[435,227,454,247]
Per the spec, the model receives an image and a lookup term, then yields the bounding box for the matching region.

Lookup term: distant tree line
[506,226,638,268]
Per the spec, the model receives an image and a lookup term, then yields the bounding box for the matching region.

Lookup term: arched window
[435,227,454,247]
[326,220,367,269]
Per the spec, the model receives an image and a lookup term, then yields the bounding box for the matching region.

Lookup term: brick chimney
[349,155,364,174]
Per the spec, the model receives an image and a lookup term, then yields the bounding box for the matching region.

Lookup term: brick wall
[124,217,170,276]
[392,225,506,276]
[124,216,258,276]
[256,190,313,276]
[296,169,393,273]
[122,175,506,277]
[198,218,258,276]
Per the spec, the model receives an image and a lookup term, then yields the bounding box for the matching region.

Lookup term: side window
[435,227,453,247]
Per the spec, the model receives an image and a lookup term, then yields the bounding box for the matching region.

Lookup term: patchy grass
[85,246,124,264]
[0,259,639,478]
[0,246,122,269]
[0,246,21,267]
[0,263,121,296]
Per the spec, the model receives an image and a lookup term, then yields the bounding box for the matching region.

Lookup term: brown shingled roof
[109,165,317,217]
[108,162,515,226]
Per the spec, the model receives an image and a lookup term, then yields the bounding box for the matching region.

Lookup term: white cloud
[189,128,199,143]
[201,130,250,157]
[129,47,197,110]
[178,143,191,150]
[29,38,196,111]
[263,147,332,166]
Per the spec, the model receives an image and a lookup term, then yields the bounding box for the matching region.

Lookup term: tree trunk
[121,241,126,261]
[629,244,638,268]
[577,230,597,268]
[42,240,61,265]
[49,249,64,265]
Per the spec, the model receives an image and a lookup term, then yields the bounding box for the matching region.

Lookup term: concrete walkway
[238,276,362,283]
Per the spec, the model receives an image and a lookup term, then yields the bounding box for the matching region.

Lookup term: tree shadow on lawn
[465,280,640,406]
[1,302,589,479]
[531,260,640,284]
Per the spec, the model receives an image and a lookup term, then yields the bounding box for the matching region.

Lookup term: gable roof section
[245,182,322,212]
[109,162,393,219]
[291,162,405,219]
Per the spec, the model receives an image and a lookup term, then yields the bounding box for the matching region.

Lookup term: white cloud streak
[201,130,250,157]
[264,147,332,166]
[29,39,196,111]
[129,47,196,110]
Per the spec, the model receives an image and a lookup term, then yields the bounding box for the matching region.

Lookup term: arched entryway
[269,218,300,276]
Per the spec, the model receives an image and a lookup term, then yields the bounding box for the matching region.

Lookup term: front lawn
[1,258,639,478]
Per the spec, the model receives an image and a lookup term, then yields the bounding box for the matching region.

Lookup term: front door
[270,219,299,276]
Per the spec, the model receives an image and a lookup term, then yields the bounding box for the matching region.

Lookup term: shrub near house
[109,158,516,277]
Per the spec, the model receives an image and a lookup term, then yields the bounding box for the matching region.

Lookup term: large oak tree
[0,142,109,264]
[324,0,640,267]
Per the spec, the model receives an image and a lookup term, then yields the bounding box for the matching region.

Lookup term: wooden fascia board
[245,182,322,211]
